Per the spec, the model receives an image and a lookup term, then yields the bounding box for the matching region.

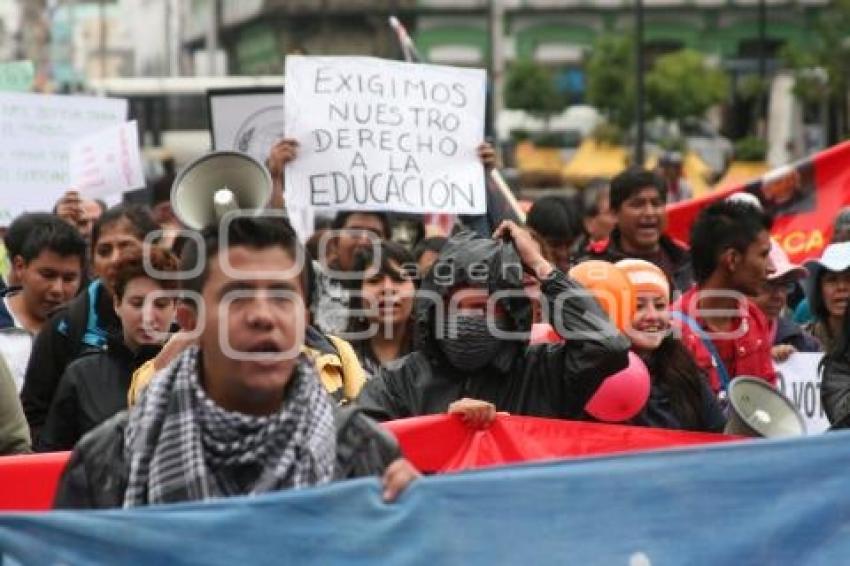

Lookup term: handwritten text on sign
[0,92,127,222]
[775,352,829,435]
[69,121,145,198]
[284,56,486,215]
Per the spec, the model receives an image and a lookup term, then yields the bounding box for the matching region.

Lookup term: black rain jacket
[21,280,121,442]
[821,354,850,428]
[53,405,401,509]
[356,232,630,421]
[38,339,160,452]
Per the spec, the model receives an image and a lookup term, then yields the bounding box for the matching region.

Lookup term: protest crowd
[1,53,850,536]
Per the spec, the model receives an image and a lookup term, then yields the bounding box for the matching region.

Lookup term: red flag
[666,141,850,263]
[384,414,735,473]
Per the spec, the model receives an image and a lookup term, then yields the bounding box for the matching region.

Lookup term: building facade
[186,0,827,84]
[49,1,134,88]
[0,0,20,62]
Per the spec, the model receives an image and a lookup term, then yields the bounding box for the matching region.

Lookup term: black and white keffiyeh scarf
[123,346,335,507]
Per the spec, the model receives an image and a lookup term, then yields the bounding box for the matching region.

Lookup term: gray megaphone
[724,376,806,438]
[171,151,272,230]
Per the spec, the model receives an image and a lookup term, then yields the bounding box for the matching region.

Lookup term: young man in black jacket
[0,214,86,391]
[356,223,630,422]
[574,167,693,294]
[54,216,417,509]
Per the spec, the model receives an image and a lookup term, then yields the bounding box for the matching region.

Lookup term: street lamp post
[489,0,505,142]
[758,0,767,131]
[634,0,645,165]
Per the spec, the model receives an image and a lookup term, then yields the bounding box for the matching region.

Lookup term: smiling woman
[613,259,725,433]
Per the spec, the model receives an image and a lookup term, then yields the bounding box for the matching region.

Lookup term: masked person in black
[356,222,630,421]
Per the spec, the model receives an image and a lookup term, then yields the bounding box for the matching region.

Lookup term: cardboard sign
[0,61,34,92]
[284,55,486,215]
[0,92,127,223]
[775,352,830,434]
[69,121,145,198]
[207,87,284,165]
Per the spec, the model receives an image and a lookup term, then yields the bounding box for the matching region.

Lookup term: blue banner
[1,431,849,565]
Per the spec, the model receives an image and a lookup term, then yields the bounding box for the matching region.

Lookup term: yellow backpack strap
[303,344,344,398]
[127,359,157,407]
[326,335,366,402]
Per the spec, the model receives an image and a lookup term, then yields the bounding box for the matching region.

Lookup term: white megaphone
[724,376,806,438]
[171,151,272,230]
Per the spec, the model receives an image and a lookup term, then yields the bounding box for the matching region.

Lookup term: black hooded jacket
[21,280,121,442]
[356,232,630,421]
[37,337,160,452]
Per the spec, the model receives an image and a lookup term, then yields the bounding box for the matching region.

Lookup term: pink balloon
[585,351,651,423]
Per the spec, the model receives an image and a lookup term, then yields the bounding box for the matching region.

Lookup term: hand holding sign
[478,142,498,171]
[54,190,86,226]
[266,138,299,179]
[771,344,797,363]
[775,352,829,434]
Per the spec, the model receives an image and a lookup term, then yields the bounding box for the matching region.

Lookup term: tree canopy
[585,35,634,128]
[645,49,729,122]
[504,59,564,120]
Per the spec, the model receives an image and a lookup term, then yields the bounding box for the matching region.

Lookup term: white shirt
[0,296,34,393]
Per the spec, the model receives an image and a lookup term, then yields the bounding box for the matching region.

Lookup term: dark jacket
[573,228,694,294]
[20,280,121,441]
[0,286,18,330]
[53,406,401,509]
[632,379,726,433]
[821,355,850,428]
[356,233,630,421]
[774,317,821,352]
[37,339,160,452]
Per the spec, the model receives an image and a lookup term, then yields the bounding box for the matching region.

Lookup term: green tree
[645,49,729,122]
[586,35,635,129]
[504,60,564,129]
[782,0,850,142]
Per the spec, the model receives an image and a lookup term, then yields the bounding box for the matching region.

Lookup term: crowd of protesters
[1,130,849,512]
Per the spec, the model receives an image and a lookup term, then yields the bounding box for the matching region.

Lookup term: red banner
[666,141,850,263]
[384,414,735,473]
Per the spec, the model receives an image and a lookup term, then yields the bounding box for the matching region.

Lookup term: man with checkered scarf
[54,216,417,508]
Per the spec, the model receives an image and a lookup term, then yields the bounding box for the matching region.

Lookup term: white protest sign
[69,121,145,198]
[208,87,284,165]
[0,92,127,223]
[284,55,486,215]
[775,352,830,434]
